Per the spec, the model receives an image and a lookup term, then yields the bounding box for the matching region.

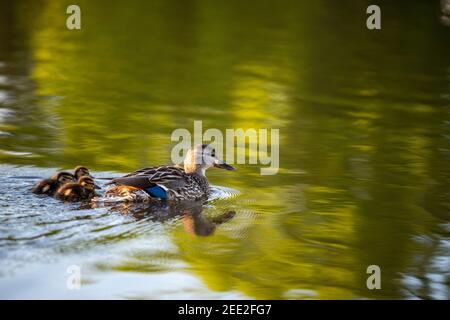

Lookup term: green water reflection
[0,0,449,299]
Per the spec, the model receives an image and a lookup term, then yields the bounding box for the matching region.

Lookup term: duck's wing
[111,166,187,190]
[121,165,184,177]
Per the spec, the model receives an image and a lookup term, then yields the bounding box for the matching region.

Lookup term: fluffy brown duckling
[55,176,101,202]
[73,166,93,179]
[31,172,76,196]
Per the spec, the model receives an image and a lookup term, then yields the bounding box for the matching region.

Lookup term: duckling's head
[74,166,92,179]
[184,144,235,175]
[52,172,76,184]
[78,176,101,190]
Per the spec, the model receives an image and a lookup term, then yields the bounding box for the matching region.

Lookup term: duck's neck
[184,163,206,176]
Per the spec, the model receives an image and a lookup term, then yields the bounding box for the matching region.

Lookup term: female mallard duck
[99,144,235,203]
[32,171,75,196]
[55,176,100,202]
[73,166,93,179]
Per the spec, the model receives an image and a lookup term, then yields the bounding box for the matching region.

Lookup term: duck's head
[78,176,101,190]
[184,144,235,175]
[74,166,93,179]
[52,172,76,184]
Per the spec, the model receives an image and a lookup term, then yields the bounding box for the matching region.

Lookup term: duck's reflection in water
[92,201,235,237]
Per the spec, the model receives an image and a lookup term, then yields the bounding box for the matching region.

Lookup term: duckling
[31,171,76,196]
[73,166,93,179]
[55,176,100,202]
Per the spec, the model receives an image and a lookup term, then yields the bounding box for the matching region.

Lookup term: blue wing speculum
[145,185,168,200]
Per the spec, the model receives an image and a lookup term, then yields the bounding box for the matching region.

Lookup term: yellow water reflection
[0,0,449,299]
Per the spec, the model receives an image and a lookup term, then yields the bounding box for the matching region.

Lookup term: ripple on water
[0,165,246,279]
[209,185,240,201]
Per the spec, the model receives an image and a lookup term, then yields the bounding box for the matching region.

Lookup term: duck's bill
[94,183,101,189]
[214,161,235,171]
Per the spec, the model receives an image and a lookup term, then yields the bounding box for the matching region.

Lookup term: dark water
[0,0,449,299]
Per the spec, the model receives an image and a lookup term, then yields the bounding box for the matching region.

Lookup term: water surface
[0,0,449,299]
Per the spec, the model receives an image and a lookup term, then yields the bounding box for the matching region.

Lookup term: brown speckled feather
[112,166,187,189]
